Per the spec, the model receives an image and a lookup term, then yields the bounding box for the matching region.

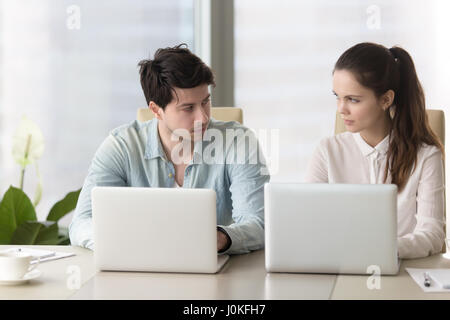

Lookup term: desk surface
[332,253,450,300]
[0,245,95,300]
[1,245,450,300]
[70,249,336,300]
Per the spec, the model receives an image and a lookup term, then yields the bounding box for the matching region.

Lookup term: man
[69,44,269,254]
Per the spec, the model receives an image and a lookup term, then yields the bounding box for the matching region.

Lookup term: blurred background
[1,0,449,229]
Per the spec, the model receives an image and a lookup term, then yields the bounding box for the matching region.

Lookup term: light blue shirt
[69,117,270,254]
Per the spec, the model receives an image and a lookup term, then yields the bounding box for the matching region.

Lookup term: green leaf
[10,221,58,245]
[57,235,70,245]
[57,236,71,245]
[47,188,81,222]
[10,221,56,245]
[0,186,37,244]
[35,221,59,245]
[10,221,41,245]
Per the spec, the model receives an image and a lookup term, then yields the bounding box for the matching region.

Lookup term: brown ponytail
[335,43,443,192]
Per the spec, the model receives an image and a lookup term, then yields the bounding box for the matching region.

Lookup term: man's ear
[149,101,163,120]
[381,90,395,111]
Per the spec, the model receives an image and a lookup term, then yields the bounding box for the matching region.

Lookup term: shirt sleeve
[69,134,128,250]
[398,148,446,259]
[218,129,270,255]
[304,139,329,183]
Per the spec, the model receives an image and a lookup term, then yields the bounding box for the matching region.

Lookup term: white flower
[12,116,45,168]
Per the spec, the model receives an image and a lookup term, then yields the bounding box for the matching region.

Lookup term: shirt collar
[144,119,167,160]
[352,132,390,157]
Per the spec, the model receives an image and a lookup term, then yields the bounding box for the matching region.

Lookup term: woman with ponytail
[305,42,445,259]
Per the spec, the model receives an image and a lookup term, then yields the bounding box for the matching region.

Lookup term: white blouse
[305,131,445,259]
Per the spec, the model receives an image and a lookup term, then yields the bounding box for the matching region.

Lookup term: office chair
[335,109,447,253]
[137,107,243,124]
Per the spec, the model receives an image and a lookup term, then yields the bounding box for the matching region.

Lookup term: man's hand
[217,230,230,252]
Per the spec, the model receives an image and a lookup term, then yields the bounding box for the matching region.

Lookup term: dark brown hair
[138,44,215,109]
[334,42,444,192]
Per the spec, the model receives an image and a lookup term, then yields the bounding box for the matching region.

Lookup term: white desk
[1,245,450,300]
[70,249,336,300]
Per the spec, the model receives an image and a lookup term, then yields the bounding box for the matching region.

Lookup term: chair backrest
[137,107,243,124]
[335,109,447,252]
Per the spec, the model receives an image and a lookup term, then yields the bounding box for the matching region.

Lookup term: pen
[424,272,431,287]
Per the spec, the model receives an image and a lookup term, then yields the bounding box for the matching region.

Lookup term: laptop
[265,183,400,275]
[92,187,229,274]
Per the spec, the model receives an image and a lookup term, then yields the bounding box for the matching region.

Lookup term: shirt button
[168,173,173,178]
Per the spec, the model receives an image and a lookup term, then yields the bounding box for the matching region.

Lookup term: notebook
[428,269,450,289]
[406,268,450,292]
[2,247,75,264]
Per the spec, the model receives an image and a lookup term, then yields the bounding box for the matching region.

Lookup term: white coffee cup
[0,251,40,280]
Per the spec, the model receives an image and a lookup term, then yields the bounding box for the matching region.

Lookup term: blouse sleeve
[398,148,446,259]
[304,139,329,183]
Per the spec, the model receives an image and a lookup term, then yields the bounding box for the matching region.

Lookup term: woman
[305,42,445,259]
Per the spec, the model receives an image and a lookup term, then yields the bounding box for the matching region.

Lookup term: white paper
[406,268,450,293]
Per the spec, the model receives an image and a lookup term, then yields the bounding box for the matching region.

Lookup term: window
[0,0,194,226]
[235,0,450,187]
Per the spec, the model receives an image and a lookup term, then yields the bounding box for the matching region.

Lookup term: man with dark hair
[69,44,269,254]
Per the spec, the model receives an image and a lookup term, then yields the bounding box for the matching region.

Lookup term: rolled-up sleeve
[69,134,128,250]
[398,149,445,259]
[219,129,270,254]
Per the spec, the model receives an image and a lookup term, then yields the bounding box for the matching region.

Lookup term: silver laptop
[265,183,400,275]
[92,187,229,274]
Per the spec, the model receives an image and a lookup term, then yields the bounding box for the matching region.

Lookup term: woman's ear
[149,101,163,120]
[381,90,395,111]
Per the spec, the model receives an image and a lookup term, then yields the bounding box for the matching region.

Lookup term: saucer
[0,269,42,286]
